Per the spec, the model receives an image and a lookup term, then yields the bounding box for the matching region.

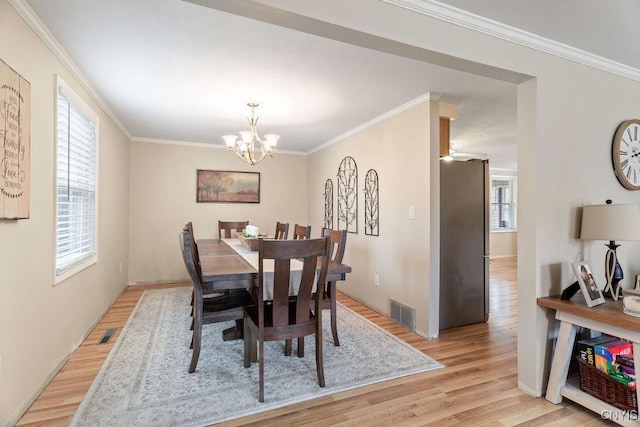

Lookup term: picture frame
[571,262,605,307]
[196,170,260,203]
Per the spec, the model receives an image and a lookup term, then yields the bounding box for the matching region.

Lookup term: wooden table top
[537,294,640,333]
[197,238,352,284]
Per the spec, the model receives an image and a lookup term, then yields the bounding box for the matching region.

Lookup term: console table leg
[545,320,578,404]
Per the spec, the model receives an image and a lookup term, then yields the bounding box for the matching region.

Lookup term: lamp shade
[580,203,640,241]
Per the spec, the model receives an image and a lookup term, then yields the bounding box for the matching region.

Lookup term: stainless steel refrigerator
[439,159,490,330]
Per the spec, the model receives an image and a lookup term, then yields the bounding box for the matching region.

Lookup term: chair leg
[259,334,265,402]
[297,337,304,358]
[243,316,252,368]
[188,301,203,373]
[329,282,340,346]
[316,322,325,388]
[285,339,292,356]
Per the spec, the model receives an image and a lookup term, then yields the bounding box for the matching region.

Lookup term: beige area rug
[70,288,444,426]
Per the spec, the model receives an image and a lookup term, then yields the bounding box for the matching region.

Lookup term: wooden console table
[538,295,640,426]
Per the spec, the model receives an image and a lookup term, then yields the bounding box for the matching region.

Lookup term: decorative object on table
[197,170,260,203]
[323,179,333,229]
[237,232,261,251]
[612,119,640,190]
[571,262,605,307]
[622,288,640,317]
[69,287,443,426]
[580,200,640,301]
[337,156,358,233]
[0,58,31,219]
[635,275,640,291]
[245,224,259,237]
[222,102,278,166]
[364,169,379,236]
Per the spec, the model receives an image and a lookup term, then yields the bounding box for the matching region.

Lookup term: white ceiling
[21,0,640,170]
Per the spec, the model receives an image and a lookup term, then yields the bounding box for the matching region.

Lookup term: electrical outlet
[409,206,415,220]
[119,262,123,273]
[0,355,2,383]
[374,273,380,286]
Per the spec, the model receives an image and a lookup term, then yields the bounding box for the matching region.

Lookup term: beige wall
[0,1,130,425]
[308,102,432,336]
[128,140,308,283]
[491,232,517,257]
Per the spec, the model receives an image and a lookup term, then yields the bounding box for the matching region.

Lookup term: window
[55,77,98,283]
[490,176,516,231]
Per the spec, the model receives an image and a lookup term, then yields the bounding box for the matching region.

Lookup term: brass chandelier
[222,102,279,166]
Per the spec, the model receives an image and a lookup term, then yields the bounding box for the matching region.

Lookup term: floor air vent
[390,299,416,331]
[98,328,117,345]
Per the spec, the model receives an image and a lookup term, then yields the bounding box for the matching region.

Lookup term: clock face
[613,119,640,190]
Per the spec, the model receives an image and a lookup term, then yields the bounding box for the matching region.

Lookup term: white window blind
[55,80,98,278]
[490,176,517,230]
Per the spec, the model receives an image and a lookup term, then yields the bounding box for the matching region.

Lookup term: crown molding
[9,0,132,138]
[131,137,306,156]
[309,92,435,154]
[382,0,640,82]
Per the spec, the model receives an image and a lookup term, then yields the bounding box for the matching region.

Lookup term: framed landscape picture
[571,262,605,307]
[196,170,260,203]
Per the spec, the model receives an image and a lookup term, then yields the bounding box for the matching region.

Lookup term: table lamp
[580,200,640,301]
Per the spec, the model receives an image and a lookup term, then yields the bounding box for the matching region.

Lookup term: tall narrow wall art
[364,169,379,236]
[0,59,30,219]
[324,179,333,229]
[337,156,357,233]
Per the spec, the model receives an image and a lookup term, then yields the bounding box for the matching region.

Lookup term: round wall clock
[612,119,640,190]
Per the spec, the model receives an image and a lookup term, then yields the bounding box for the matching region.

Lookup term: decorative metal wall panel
[364,169,379,236]
[323,179,333,229]
[337,156,357,233]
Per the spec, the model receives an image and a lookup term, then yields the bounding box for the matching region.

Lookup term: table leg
[545,320,578,404]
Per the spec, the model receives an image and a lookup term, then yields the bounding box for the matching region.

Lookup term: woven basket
[236,233,260,251]
[576,357,637,411]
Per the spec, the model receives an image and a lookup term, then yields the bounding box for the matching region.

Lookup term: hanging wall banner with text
[0,58,30,219]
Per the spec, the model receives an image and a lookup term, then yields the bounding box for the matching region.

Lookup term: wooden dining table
[197,238,352,290]
[197,238,352,339]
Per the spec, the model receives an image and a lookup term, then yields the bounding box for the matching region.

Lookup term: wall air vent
[390,299,416,332]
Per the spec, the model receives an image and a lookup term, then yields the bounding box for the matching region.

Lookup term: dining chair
[243,237,330,402]
[292,224,311,240]
[274,222,289,239]
[218,220,249,239]
[180,229,254,373]
[316,228,348,346]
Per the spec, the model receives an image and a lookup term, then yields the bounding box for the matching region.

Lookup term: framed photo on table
[571,262,605,307]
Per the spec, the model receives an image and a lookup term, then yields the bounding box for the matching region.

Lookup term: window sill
[54,254,98,285]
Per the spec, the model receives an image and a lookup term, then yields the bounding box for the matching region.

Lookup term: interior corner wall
[0,1,130,425]
[308,102,432,336]
[128,140,308,284]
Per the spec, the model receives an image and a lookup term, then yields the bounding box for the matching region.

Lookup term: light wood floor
[17,257,610,426]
